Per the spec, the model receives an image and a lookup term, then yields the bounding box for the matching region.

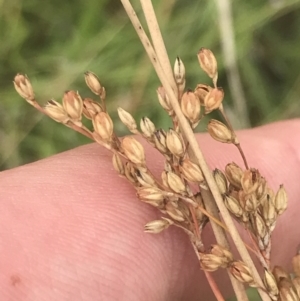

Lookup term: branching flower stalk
[13,1,294,301]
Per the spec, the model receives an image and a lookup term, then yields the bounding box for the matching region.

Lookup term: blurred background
[1,0,300,170]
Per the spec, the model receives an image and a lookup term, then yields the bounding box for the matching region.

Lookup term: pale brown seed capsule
[117,107,138,134]
[13,73,35,101]
[136,169,156,188]
[292,277,300,298]
[166,129,185,157]
[273,266,290,282]
[204,88,224,114]
[154,129,168,154]
[180,159,204,182]
[244,194,259,212]
[253,213,268,242]
[200,254,224,272]
[157,86,172,112]
[224,195,243,218]
[225,162,243,189]
[124,162,138,184]
[229,261,256,286]
[263,269,279,297]
[274,185,288,215]
[256,177,268,201]
[140,117,155,138]
[92,112,113,141]
[165,201,185,222]
[213,169,228,195]
[62,90,83,122]
[174,56,185,85]
[44,99,69,123]
[194,84,212,106]
[121,136,146,166]
[197,48,218,81]
[208,119,236,144]
[180,90,201,125]
[144,218,173,234]
[293,254,300,278]
[166,171,186,194]
[82,98,103,119]
[262,196,277,230]
[211,244,233,264]
[112,153,124,175]
[84,71,102,95]
[241,169,261,195]
[194,193,206,222]
[279,278,299,301]
[137,187,165,202]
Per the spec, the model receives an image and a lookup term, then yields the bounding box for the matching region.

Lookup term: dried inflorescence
[14,45,292,301]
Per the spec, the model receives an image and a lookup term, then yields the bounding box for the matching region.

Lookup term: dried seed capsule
[136,169,156,188]
[180,159,204,182]
[165,201,185,222]
[229,261,256,287]
[174,56,185,85]
[204,88,224,114]
[157,86,172,112]
[253,213,268,242]
[194,84,212,106]
[62,90,83,122]
[210,244,233,264]
[200,254,225,272]
[293,253,300,278]
[274,185,288,215]
[166,129,185,157]
[213,169,228,195]
[263,269,279,297]
[84,71,102,95]
[154,129,168,154]
[241,169,261,195]
[292,277,300,299]
[180,90,201,125]
[224,195,243,218]
[225,162,243,189]
[121,136,146,166]
[279,278,298,301]
[92,112,113,141]
[144,218,173,234]
[82,98,103,119]
[197,48,218,81]
[112,153,124,175]
[13,73,35,101]
[44,99,69,123]
[166,171,186,194]
[207,119,236,144]
[124,162,138,184]
[273,266,290,282]
[262,196,277,230]
[137,187,164,202]
[140,117,155,138]
[244,194,259,212]
[117,107,138,134]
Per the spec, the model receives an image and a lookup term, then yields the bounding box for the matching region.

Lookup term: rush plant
[13,1,299,301]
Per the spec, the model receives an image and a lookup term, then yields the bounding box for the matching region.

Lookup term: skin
[0,119,300,301]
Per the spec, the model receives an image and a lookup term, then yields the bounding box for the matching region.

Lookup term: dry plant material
[13,2,294,301]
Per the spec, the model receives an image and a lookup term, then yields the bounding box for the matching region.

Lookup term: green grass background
[1,0,300,170]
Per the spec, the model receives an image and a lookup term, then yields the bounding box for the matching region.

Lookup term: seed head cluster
[14,47,292,301]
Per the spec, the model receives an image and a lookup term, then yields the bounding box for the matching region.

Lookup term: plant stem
[140,0,177,93]
[120,1,269,300]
